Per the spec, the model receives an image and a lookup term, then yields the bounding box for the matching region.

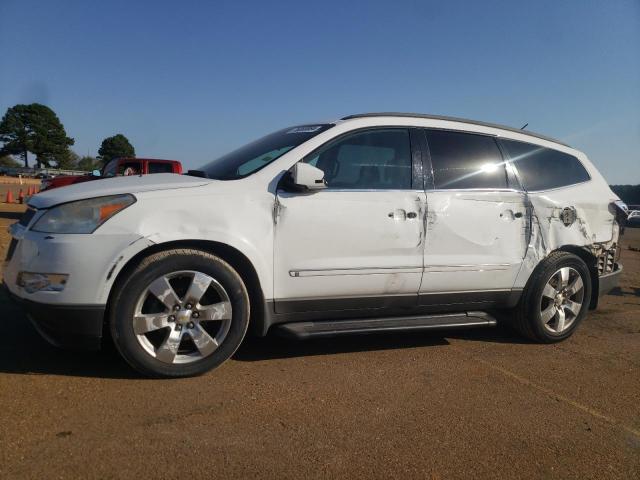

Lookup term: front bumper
[5,283,105,350]
[598,263,623,297]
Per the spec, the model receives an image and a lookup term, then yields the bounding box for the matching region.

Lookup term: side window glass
[305,129,412,189]
[148,162,174,174]
[103,159,118,177]
[501,139,590,191]
[118,161,142,176]
[425,130,507,189]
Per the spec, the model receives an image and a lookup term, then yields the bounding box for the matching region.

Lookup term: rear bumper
[5,283,105,350]
[598,264,622,297]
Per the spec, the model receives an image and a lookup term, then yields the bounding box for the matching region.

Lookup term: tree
[55,149,80,170]
[0,103,74,168]
[78,155,99,171]
[98,134,135,165]
[0,154,21,168]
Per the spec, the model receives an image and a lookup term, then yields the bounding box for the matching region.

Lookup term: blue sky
[1,0,638,183]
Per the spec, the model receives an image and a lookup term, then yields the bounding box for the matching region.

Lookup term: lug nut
[175,324,182,331]
[185,303,193,309]
[187,322,195,329]
[192,312,200,318]
[174,305,180,311]
[169,315,176,322]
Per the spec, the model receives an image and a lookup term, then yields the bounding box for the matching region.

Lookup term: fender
[98,233,272,308]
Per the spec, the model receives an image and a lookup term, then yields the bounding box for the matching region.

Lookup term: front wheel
[109,249,250,378]
[512,251,592,343]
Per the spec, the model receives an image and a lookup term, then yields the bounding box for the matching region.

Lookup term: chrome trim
[290,263,513,277]
[312,189,426,193]
[427,188,523,194]
[424,263,511,273]
[419,288,513,295]
[290,266,423,277]
[341,112,571,147]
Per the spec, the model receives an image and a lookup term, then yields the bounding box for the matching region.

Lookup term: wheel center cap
[176,309,192,324]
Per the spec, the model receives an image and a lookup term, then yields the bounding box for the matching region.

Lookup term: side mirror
[282,162,327,192]
[92,169,101,177]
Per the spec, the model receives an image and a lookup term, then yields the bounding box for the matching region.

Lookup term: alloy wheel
[540,266,585,334]
[132,270,232,364]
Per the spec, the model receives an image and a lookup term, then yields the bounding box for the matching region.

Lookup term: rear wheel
[110,249,250,377]
[512,251,591,343]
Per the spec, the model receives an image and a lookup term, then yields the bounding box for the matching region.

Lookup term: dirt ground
[0,201,638,479]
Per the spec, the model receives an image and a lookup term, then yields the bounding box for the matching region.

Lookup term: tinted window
[501,139,590,191]
[426,130,507,189]
[103,159,118,177]
[118,161,142,176]
[198,124,333,180]
[305,129,412,189]
[148,162,174,174]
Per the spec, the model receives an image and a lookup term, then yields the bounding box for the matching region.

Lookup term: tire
[109,249,250,378]
[512,251,592,343]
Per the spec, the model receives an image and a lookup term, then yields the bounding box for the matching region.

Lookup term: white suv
[4,113,626,377]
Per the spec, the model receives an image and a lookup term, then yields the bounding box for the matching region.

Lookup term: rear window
[425,130,507,189]
[501,139,590,191]
[148,162,174,174]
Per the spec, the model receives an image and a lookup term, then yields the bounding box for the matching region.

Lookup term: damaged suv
[4,113,625,377]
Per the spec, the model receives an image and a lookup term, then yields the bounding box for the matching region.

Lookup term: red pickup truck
[41,157,183,191]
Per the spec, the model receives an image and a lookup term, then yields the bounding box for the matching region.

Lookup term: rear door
[420,129,528,306]
[273,128,427,314]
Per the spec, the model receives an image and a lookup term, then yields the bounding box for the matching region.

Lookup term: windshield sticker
[286,126,323,134]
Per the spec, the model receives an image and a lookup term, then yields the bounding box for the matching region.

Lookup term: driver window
[305,129,412,190]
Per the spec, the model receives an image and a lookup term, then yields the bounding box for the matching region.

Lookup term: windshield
[198,124,334,180]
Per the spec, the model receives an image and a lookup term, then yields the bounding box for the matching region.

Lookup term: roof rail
[340,112,569,147]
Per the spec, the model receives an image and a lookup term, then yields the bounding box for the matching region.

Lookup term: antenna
[520,123,528,130]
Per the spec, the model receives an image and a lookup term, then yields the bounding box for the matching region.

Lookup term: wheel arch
[105,240,268,338]
[555,245,599,309]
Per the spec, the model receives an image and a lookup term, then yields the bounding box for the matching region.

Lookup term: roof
[340,112,569,147]
[114,157,181,163]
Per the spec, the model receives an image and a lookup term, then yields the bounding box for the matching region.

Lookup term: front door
[274,128,426,314]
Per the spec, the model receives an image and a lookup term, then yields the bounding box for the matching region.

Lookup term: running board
[273,311,497,340]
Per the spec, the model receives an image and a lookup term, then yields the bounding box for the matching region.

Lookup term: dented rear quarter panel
[513,151,620,289]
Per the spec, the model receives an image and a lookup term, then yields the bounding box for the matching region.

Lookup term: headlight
[31,194,136,234]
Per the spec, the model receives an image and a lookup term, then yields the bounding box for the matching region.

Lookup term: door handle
[388,209,407,220]
[500,209,524,221]
[388,210,418,220]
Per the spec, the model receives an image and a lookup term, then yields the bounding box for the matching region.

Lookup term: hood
[29,173,211,209]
